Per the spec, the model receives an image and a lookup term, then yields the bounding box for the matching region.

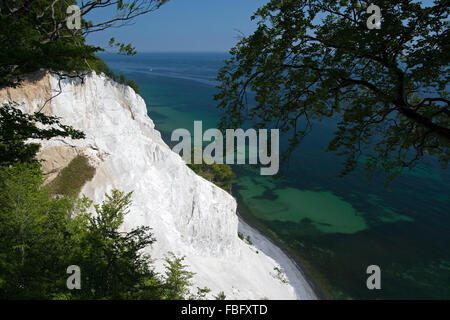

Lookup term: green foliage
[109,38,137,56]
[215,291,226,300]
[162,252,195,300]
[215,0,450,183]
[88,55,140,93]
[48,155,96,197]
[0,0,99,88]
[71,190,159,299]
[273,266,288,284]
[0,163,208,300]
[191,286,211,300]
[237,232,253,245]
[0,163,76,299]
[126,79,140,94]
[0,102,85,165]
[88,56,118,81]
[189,162,235,191]
[188,151,235,191]
[0,0,168,88]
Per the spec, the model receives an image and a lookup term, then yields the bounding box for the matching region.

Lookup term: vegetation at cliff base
[186,148,235,191]
[188,161,235,192]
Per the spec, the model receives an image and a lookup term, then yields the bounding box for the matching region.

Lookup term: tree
[187,149,235,192]
[0,162,75,299]
[0,171,164,300]
[214,291,226,300]
[188,161,235,192]
[0,102,85,165]
[72,190,158,299]
[162,252,195,300]
[215,0,449,182]
[0,0,168,88]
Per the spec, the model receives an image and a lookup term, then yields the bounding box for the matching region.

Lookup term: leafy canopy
[215,0,449,182]
[0,102,85,165]
[0,0,168,88]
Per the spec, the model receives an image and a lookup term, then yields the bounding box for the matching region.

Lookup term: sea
[100,52,450,299]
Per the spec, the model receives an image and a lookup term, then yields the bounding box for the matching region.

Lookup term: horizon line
[98,50,230,54]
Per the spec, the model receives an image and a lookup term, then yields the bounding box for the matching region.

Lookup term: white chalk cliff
[0,71,316,300]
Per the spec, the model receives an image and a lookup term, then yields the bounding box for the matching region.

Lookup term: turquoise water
[101,52,450,299]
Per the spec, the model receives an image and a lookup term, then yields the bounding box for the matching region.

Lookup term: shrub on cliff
[188,161,235,192]
[88,56,140,93]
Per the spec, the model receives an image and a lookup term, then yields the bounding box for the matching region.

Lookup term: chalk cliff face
[0,71,303,299]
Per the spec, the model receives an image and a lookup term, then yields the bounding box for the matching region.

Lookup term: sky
[84,0,437,53]
[85,0,268,53]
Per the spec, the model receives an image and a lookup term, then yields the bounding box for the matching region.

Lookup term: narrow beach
[237,212,320,300]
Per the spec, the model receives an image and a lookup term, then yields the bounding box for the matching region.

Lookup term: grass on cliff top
[48,155,96,197]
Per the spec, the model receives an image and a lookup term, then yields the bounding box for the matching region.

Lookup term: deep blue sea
[100,52,450,299]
